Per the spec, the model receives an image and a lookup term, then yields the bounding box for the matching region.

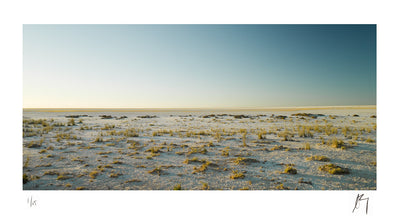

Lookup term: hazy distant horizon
[23,104,376,112]
[23,25,376,108]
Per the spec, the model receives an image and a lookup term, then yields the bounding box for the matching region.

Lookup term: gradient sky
[23,25,376,108]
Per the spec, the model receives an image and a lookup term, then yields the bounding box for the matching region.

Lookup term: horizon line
[23,105,377,112]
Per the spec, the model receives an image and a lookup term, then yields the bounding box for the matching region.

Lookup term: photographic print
[23,24,376,190]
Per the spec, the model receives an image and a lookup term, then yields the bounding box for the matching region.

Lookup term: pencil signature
[352,193,369,214]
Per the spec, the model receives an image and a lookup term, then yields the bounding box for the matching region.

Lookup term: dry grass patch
[275,183,289,190]
[125,179,141,183]
[233,157,259,165]
[299,142,311,150]
[23,173,29,184]
[230,170,245,179]
[192,161,217,174]
[35,163,52,168]
[319,164,350,174]
[298,125,314,138]
[112,160,123,164]
[187,146,207,155]
[330,137,345,148]
[221,146,230,157]
[89,170,100,179]
[306,155,330,162]
[183,157,206,164]
[365,137,375,143]
[22,173,40,184]
[70,157,85,164]
[57,174,72,180]
[109,172,123,178]
[101,124,115,130]
[298,178,313,185]
[270,145,288,151]
[26,141,42,148]
[201,182,209,190]
[277,131,293,141]
[146,146,164,154]
[97,151,112,155]
[175,151,185,155]
[282,166,297,174]
[148,167,165,176]
[43,170,60,176]
[173,183,182,190]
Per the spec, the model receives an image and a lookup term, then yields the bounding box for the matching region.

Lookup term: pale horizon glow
[23,25,376,108]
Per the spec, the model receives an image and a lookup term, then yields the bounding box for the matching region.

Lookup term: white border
[1,0,399,218]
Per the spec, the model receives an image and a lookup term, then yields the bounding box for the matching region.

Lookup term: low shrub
[283,166,297,174]
[173,184,182,190]
[233,157,259,165]
[319,164,350,174]
[230,170,245,179]
[306,155,330,162]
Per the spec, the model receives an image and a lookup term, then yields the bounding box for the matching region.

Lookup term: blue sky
[23,25,376,108]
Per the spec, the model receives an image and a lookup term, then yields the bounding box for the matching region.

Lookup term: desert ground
[23,108,376,190]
